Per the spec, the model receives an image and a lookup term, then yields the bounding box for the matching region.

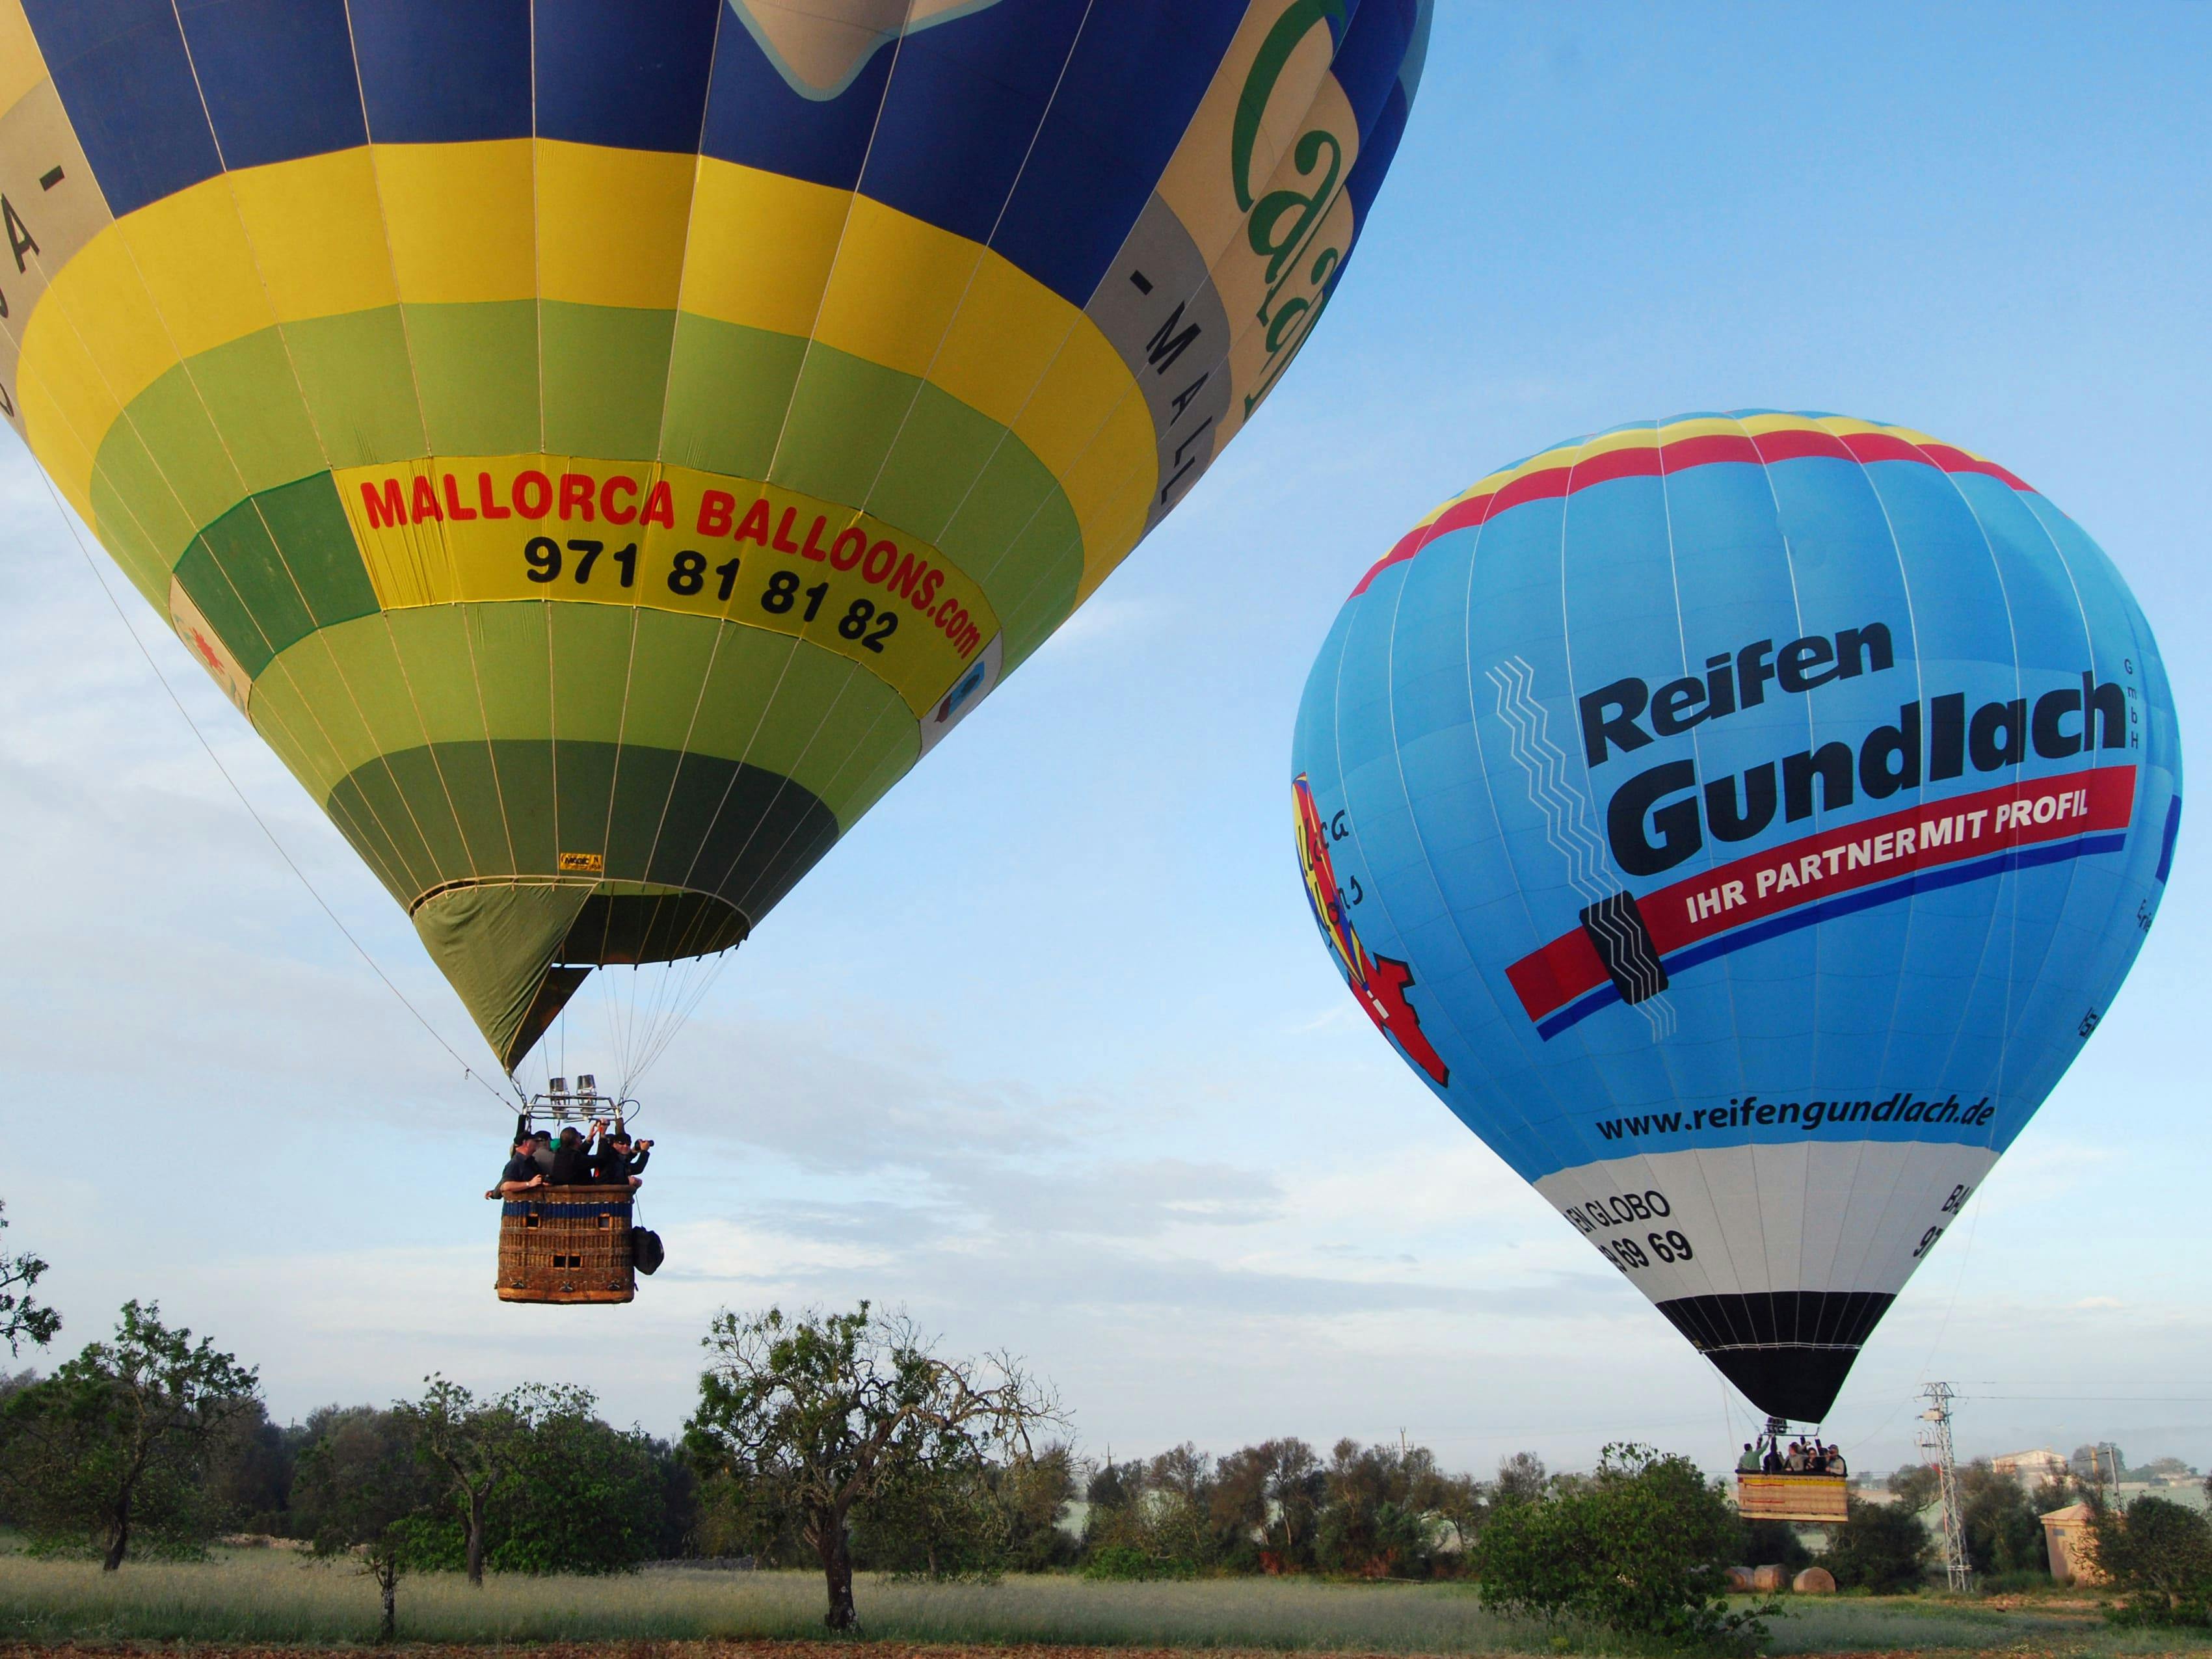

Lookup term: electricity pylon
[1918,1381,1971,1590]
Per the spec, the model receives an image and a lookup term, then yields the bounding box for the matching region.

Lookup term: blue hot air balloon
[1292,413,2181,1424]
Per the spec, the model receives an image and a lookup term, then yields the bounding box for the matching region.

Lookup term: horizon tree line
[5,1198,2193,1636]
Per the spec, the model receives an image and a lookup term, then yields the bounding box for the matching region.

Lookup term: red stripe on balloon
[1347,426,2038,598]
[1748,425,1856,464]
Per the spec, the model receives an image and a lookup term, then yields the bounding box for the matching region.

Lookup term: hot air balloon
[0,0,1432,1094]
[1292,413,2181,1464]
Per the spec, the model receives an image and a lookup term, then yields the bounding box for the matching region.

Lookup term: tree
[856,1448,1006,1578]
[1086,1454,1142,1509]
[2137,1456,2197,1480]
[1143,1442,1217,1568]
[1263,1437,1327,1563]
[488,1413,675,1573]
[293,1407,435,1641]
[1495,1450,1548,1504]
[0,1199,59,1355]
[1958,1461,2045,1576]
[1887,1463,1940,1511]
[399,1398,673,1576]
[393,1375,587,1585]
[684,1301,1061,1630]
[994,1444,1079,1571]
[2088,1495,2212,1626]
[1214,1438,1323,1570]
[2031,1471,2083,1514]
[1316,1437,1461,1578]
[204,1400,295,1535]
[1826,1496,1934,1592]
[1471,1443,1761,1649]
[0,1300,257,1568]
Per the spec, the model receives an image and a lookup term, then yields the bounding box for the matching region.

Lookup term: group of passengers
[487,1119,652,1197]
[1737,1434,1846,1478]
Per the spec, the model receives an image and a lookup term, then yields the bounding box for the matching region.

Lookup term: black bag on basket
[632,1228,665,1275]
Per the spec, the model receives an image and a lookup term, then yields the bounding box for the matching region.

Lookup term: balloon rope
[36,468,516,1108]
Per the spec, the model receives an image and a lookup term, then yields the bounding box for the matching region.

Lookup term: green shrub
[1083,1543,1197,1581]
[2090,1496,2212,1626]
[1471,1442,1769,1651]
[1824,1498,1932,1593]
[1959,1463,2046,1577]
[395,1410,668,1575]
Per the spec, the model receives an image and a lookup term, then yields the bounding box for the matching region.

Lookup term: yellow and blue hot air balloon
[1293,413,2181,1425]
[0,0,1430,1071]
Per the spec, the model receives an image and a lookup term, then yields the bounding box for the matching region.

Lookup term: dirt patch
[0,1647,1523,1659]
[0,1643,2115,1659]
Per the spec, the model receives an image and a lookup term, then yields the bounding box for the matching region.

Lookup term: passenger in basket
[594,1124,652,1187]
[1737,1442,1762,1474]
[1786,1440,1809,1473]
[486,1132,548,1199]
[548,1125,594,1185]
[529,1128,555,1173]
[1762,1441,1784,1474]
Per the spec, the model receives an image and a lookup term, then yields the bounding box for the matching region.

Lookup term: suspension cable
[33,466,517,1107]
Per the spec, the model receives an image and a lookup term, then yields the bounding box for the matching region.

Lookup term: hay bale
[1792,1566,1837,1594]
[1750,1563,1789,1593]
[1724,1564,1757,1591]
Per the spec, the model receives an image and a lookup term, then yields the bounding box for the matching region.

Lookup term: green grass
[3,1548,2210,1654]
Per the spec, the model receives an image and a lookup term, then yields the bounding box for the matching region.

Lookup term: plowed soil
[0,1642,2082,1659]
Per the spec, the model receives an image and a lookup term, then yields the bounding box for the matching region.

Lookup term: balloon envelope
[1293,413,2181,1421]
[0,0,1429,1068]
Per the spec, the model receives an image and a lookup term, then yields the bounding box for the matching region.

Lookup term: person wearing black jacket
[485,1131,548,1200]
[547,1125,596,1186]
[594,1124,651,1187]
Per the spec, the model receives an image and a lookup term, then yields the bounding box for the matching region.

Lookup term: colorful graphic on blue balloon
[1292,413,2181,1422]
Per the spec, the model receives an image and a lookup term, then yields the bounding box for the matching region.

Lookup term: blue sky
[6,3,2209,1480]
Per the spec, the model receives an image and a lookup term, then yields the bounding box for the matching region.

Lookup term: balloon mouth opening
[511,889,751,1069]
[411,881,752,1072]
[552,889,751,966]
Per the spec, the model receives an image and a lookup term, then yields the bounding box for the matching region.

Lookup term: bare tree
[684,1301,1061,1630]
[0,1199,59,1355]
[393,1375,589,1586]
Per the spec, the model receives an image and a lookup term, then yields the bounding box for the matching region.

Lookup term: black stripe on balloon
[1655,1291,1895,1423]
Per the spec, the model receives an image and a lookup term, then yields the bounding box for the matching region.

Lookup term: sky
[5,3,2210,1483]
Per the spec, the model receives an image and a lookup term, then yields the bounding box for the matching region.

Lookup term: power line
[1958,1395,2212,1405]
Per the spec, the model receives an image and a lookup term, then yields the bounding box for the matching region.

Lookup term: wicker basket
[496,1186,635,1304]
[1735,1472,1848,1524]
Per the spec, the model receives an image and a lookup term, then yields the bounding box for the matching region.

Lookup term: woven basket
[496,1186,636,1305]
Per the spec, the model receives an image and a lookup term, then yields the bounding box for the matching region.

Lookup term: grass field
[3,1548,2209,1655]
